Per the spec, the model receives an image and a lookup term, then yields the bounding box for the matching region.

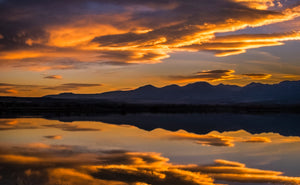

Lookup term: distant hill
[45,81,300,104]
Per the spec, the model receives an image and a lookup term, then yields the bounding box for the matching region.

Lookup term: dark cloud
[43,135,62,140]
[0,82,40,88]
[98,50,168,64]
[43,83,102,91]
[44,75,62,79]
[0,82,41,95]
[242,73,272,79]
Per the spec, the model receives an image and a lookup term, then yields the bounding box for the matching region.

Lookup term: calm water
[1,114,300,185]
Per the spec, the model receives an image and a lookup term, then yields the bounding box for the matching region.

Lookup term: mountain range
[45,81,300,104]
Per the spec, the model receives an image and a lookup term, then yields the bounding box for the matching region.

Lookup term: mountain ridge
[44,80,300,104]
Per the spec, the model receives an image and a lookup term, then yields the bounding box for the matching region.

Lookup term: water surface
[1,114,300,185]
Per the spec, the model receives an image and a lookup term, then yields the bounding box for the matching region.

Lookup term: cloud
[0,82,42,95]
[44,75,62,79]
[168,69,236,83]
[0,82,102,94]
[0,82,40,89]
[181,32,300,57]
[167,69,272,82]
[44,135,62,140]
[43,83,102,91]
[0,87,18,94]
[242,73,272,80]
[0,0,300,69]
[43,123,101,132]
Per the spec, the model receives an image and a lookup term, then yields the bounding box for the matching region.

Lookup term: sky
[1,0,300,96]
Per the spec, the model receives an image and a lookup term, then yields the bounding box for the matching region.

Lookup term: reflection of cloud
[243,137,272,143]
[0,143,299,185]
[0,119,39,130]
[43,123,101,131]
[168,69,271,82]
[43,83,102,91]
[192,159,300,184]
[168,132,235,147]
[44,135,62,140]
[44,75,62,79]
[168,69,237,83]
[183,159,300,184]
[156,129,276,147]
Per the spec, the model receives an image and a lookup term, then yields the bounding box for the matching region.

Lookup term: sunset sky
[1,0,300,96]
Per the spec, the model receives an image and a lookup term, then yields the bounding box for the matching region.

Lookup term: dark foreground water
[1,113,300,185]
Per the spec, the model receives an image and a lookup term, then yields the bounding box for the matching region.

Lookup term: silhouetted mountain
[45,80,300,104]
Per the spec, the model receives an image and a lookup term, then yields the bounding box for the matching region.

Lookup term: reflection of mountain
[46,81,300,104]
[46,113,300,136]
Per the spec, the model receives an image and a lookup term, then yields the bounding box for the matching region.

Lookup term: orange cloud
[168,69,272,83]
[44,75,62,79]
[0,154,41,164]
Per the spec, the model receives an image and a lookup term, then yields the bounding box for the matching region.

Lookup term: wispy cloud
[167,69,272,83]
[43,83,102,91]
[242,73,272,80]
[0,83,41,95]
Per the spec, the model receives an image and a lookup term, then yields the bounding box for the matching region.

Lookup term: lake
[1,113,300,185]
